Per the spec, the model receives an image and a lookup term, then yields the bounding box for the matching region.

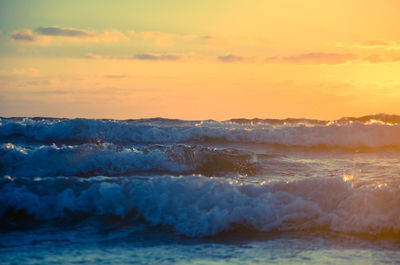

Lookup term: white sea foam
[1,176,399,237]
[0,143,187,177]
[1,117,400,148]
[0,143,258,177]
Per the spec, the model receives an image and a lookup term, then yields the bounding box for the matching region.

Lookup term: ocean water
[1,114,400,264]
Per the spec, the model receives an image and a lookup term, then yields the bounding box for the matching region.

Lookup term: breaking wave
[1,175,399,237]
[0,143,258,177]
[1,114,400,149]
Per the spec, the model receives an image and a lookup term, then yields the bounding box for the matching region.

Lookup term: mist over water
[1,114,400,264]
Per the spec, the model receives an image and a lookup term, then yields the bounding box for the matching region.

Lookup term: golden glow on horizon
[1,0,400,119]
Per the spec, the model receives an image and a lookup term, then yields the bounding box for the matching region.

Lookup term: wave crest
[0,143,258,177]
[1,176,399,237]
[2,115,400,148]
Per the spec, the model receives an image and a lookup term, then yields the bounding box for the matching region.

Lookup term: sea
[1,114,400,264]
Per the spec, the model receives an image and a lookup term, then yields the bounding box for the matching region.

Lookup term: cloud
[202,35,229,46]
[129,29,229,46]
[357,39,394,49]
[364,54,387,63]
[10,27,129,45]
[83,53,101,59]
[10,29,36,42]
[363,54,400,63]
[104,74,128,79]
[201,35,214,40]
[360,39,390,47]
[265,52,400,65]
[137,31,176,46]
[277,52,357,64]
[217,54,244,62]
[0,67,40,77]
[35,27,94,37]
[133,53,182,61]
[97,30,129,42]
[356,39,400,50]
[35,27,128,42]
[32,89,70,95]
[131,30,211,44]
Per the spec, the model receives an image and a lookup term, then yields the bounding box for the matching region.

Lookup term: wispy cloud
[31,89,70,95]
[10,27,129,45]
[97,30,129,42]
[202,35,229,46]
[359,39,391,48]
[136,31,176,46]
[35,27,94,37]
[10,29,36,42]
[268,52,357,64]
[133,53,182,61]
[356,39,400,50]
[217,54,245,62]
[103,74,128,79]
[362,54,400,63]
[10,26,225,49]
[330,39,400,50]
[0,67,40,77]
[83,53,102,59]
[132,31,224,46]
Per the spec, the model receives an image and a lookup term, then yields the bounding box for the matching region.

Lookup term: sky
[1,0,400,120]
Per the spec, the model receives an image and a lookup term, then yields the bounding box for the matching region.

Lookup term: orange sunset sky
[1,0,400,120]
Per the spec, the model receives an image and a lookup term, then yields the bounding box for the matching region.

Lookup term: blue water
[1,114,400,264]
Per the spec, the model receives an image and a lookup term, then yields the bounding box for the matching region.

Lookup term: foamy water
[1,114,400,264]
